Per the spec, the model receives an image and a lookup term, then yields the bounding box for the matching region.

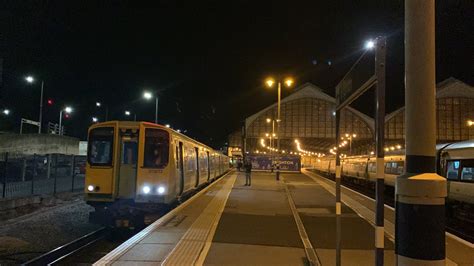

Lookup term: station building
[228,77,474,158]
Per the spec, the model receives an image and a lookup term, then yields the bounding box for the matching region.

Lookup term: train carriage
[85,121,229,227]
[308,139,474,210]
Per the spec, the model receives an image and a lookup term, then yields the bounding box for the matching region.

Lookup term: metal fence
[0,152,86,199]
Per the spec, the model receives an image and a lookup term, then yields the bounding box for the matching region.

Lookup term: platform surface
[95,170,473,266]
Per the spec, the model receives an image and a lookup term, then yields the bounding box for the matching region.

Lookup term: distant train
[308,140,474,205]
[84,121,230,227]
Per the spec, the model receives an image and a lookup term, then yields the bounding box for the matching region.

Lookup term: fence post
[53,154,58,194]
[2,152,8,198]
[21,158,27,182]
[47,154,52,179]
[71,155,75,192]
[32,154,37,195]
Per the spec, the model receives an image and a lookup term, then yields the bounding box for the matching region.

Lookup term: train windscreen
[144,128,170,168]
[88,127,114,166]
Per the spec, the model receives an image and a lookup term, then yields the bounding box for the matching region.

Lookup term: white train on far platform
[308,140,474,205]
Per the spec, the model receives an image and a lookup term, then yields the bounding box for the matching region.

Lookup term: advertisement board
[247,155,300,172]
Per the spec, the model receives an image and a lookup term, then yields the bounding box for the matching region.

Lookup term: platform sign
[247,155,300,172]
[335,52,376,110]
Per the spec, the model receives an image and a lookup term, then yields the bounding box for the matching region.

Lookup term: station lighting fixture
[165,124,170,128]
[92,117,98,123]
[467,120,474,126]
[96,102,101,107]
[125,110,131,116]
[2,109,10,115]
[142,186,151,194]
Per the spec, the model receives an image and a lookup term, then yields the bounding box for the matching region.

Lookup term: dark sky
[0,0,472,148]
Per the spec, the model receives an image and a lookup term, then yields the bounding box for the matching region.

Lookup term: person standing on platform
[245,159,252,186]
[275,162,280,181]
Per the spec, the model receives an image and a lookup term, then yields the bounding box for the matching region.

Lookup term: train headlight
[157,186,166,194]
[87,185,95,192]
[142,186,151,194]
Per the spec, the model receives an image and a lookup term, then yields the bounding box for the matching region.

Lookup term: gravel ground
[0,197,101,264]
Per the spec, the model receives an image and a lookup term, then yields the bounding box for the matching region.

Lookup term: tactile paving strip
[162,174,237,265]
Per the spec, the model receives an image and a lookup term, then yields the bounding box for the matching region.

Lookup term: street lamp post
[96,102,108,121]
[59,106,72,135]
[343,133,357,155]
[143,91,158,124]
[25,76,44,133]
[265,77,294,151]
[125,110,137,121]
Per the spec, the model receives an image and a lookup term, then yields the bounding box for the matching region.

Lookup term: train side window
[175,144,179,169]
[143,129,170,168]
[395,161,404,175]
[446,161,460,180]
[368,162,376,173]
[384,163,391,174]
[461,167,474,181]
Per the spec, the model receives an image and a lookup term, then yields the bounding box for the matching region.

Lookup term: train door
[195,147,200,187]
[207,151,210,181]
[117,129,138,198]
[177,142,185,195]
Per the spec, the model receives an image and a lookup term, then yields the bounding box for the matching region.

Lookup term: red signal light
[65,114,70,119]
[47,99,53,105]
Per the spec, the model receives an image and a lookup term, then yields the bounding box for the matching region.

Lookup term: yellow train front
[85,121,229,228]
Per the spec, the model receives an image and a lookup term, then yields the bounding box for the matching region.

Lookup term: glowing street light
[24,75,45,133]
[467,120,474,126]
[143,90,158,124]
[365,40,375,50]
[58,106,73,135]
[265,76,294,151]
[96,102,101,107]
[92,117,98,123]
[25,76,34,83]
[143,91,153,100]
[2,109,10,115]
[165,124,170,128]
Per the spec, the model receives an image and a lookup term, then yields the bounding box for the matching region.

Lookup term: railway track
[308,169,474,244]
[23,227,110,265]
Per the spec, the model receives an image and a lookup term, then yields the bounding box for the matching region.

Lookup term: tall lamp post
[96,101,108,121]
[25,76,44,133]
[342,133,357,155]
[265,77,294,151]
[143,91,158,124]
[59,106,72,135]
[125,110,137,121]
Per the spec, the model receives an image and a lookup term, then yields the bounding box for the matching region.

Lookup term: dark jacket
[245,162,252,173]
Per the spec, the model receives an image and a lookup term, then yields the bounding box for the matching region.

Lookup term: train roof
[89,121,227,156]
[439,140,474,151]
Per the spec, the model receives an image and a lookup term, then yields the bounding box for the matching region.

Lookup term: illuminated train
[308,140,474,206]
[84,121,230,227]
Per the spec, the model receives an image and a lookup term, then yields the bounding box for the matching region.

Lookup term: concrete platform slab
[117,243,174,262]
[213,212,303,248]
[204,243,306,265]
[316,248,396,266]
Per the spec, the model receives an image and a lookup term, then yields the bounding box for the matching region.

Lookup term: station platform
[95,170,473,266]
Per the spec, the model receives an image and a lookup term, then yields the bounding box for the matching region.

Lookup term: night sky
[0,1,472,148]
